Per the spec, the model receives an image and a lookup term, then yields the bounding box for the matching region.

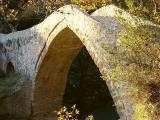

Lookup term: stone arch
[32,27,126,119]
[0,5,159,120]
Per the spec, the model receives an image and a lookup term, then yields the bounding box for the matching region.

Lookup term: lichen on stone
[101,11,160,120]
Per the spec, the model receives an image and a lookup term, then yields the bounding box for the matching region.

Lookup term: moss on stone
[0,72,26,104]
[0,75,19,92]
[102,16,160,120]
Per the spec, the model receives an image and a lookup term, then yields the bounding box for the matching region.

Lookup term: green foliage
[57,105,80,120]
[0,73,24,92]
[71,0,111,12]
[0,71,27,106]
[0,0,71,30]
[1,0,160,31]
[124,0,160,24]
[57,104,95,120]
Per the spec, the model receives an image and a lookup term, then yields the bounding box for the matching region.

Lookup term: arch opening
[33,27,120,119]
[63,47,120,120]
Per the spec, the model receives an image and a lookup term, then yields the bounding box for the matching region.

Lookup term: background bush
[0,0,160,31]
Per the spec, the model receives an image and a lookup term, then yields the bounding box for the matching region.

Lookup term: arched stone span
[32,6,130,119]
[0,4,159,120]
[32,26,127,120]
[0,5,134,120]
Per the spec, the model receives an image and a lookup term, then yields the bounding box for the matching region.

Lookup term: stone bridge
[0,5,159,120]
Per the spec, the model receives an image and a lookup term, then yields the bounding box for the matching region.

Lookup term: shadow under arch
[33,27,83,118]
[32,27,120,119]
[63,47,120,120]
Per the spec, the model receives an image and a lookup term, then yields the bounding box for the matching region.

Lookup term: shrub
[57,105,79,120]
[1,0,160,31]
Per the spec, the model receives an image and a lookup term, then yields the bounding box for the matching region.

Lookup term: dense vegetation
[0,0,160,31]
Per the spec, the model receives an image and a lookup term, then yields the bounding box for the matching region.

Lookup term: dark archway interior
[6,62,14,76]
[63,47,120,120]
